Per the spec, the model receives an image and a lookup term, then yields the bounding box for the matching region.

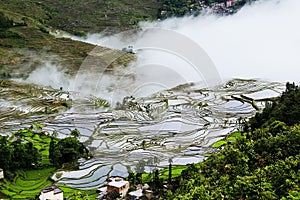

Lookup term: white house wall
[39,191,63,200]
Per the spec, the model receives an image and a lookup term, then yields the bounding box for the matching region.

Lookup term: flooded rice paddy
[0,78,285,189]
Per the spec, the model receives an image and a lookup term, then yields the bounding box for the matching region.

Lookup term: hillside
[0,0,161,35]
[164,83,300,199]
[0,0,255,79]
[0,4,135,79]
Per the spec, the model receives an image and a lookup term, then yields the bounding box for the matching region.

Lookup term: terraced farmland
[0,168,55,199]
[0,78,285,190]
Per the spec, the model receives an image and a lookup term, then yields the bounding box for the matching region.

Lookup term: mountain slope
[0,0,161,35]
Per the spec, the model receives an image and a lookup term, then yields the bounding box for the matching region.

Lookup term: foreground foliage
[248,82,300,129]
[166,83,300,199]
[0,127,91,199]
[49,136,89,167]
[0,127,88,175]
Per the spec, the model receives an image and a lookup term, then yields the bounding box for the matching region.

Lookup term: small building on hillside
[128,184,153,200]
[0,168,4,179]
[226,0,232,7]
[107,177,130,198]
[129,189,143,199]
[39,185,63,200]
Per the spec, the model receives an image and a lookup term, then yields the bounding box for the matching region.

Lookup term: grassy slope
[0,129,54,199]
[0,168,98,199]
[0,10,135,78]
[0,8,95,77]
[0,0,161,34]
[0,168,55,199]
[211,131,242,148]
[0,0,146,77]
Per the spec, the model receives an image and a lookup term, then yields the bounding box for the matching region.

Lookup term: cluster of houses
[207,0,242,14]
[37,176,153,200]
[96,177,153,200]
[197,0,244,15]
[160,0,244,17]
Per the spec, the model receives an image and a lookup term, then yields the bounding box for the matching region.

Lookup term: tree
[70,128,80,138]
[0,12,13,29]
[49,137,88,167]
[168,157,173,185]
[0,136,12,171]
[249,83,300,129]
[52,130,58,138]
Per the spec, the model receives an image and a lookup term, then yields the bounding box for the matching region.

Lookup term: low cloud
[80,0,300,83]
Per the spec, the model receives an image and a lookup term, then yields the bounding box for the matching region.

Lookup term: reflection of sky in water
[140,120,202,133]
[1,79,285,189]
[243,89,280,100]
[58,165,111,185]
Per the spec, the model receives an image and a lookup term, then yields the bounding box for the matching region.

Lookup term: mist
[25,62,71,90]
[151,0,300,83]
[77,0,300,84]
[25,0,300,103]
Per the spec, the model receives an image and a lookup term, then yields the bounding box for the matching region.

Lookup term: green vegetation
[0,0,161,34]
[0,11,95,77]
[141,165,189,183]
[163,83,300,199]
[247,82,300,129]
[212,131,242,148]
[0,127,92,199]
[0,132,39,174]
[49,136,89,167]
[158,0,202,19]
[158,0,258,19]
[0,168,55,199]
[226,131,242,141]
[0,127,51,176]
[0,1,297,199]
[0,167,98,199]
[211,139,227,148]
[57,186,98,200]
[0,4,135,79]
[0,127,88,173]
[0,12,13,29]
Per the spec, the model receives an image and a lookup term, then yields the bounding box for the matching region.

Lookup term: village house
[97,177,130,199]
[0,168,4,179]
[107,177,130,198]
[128,184,153,200]
[39,185,63,200]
